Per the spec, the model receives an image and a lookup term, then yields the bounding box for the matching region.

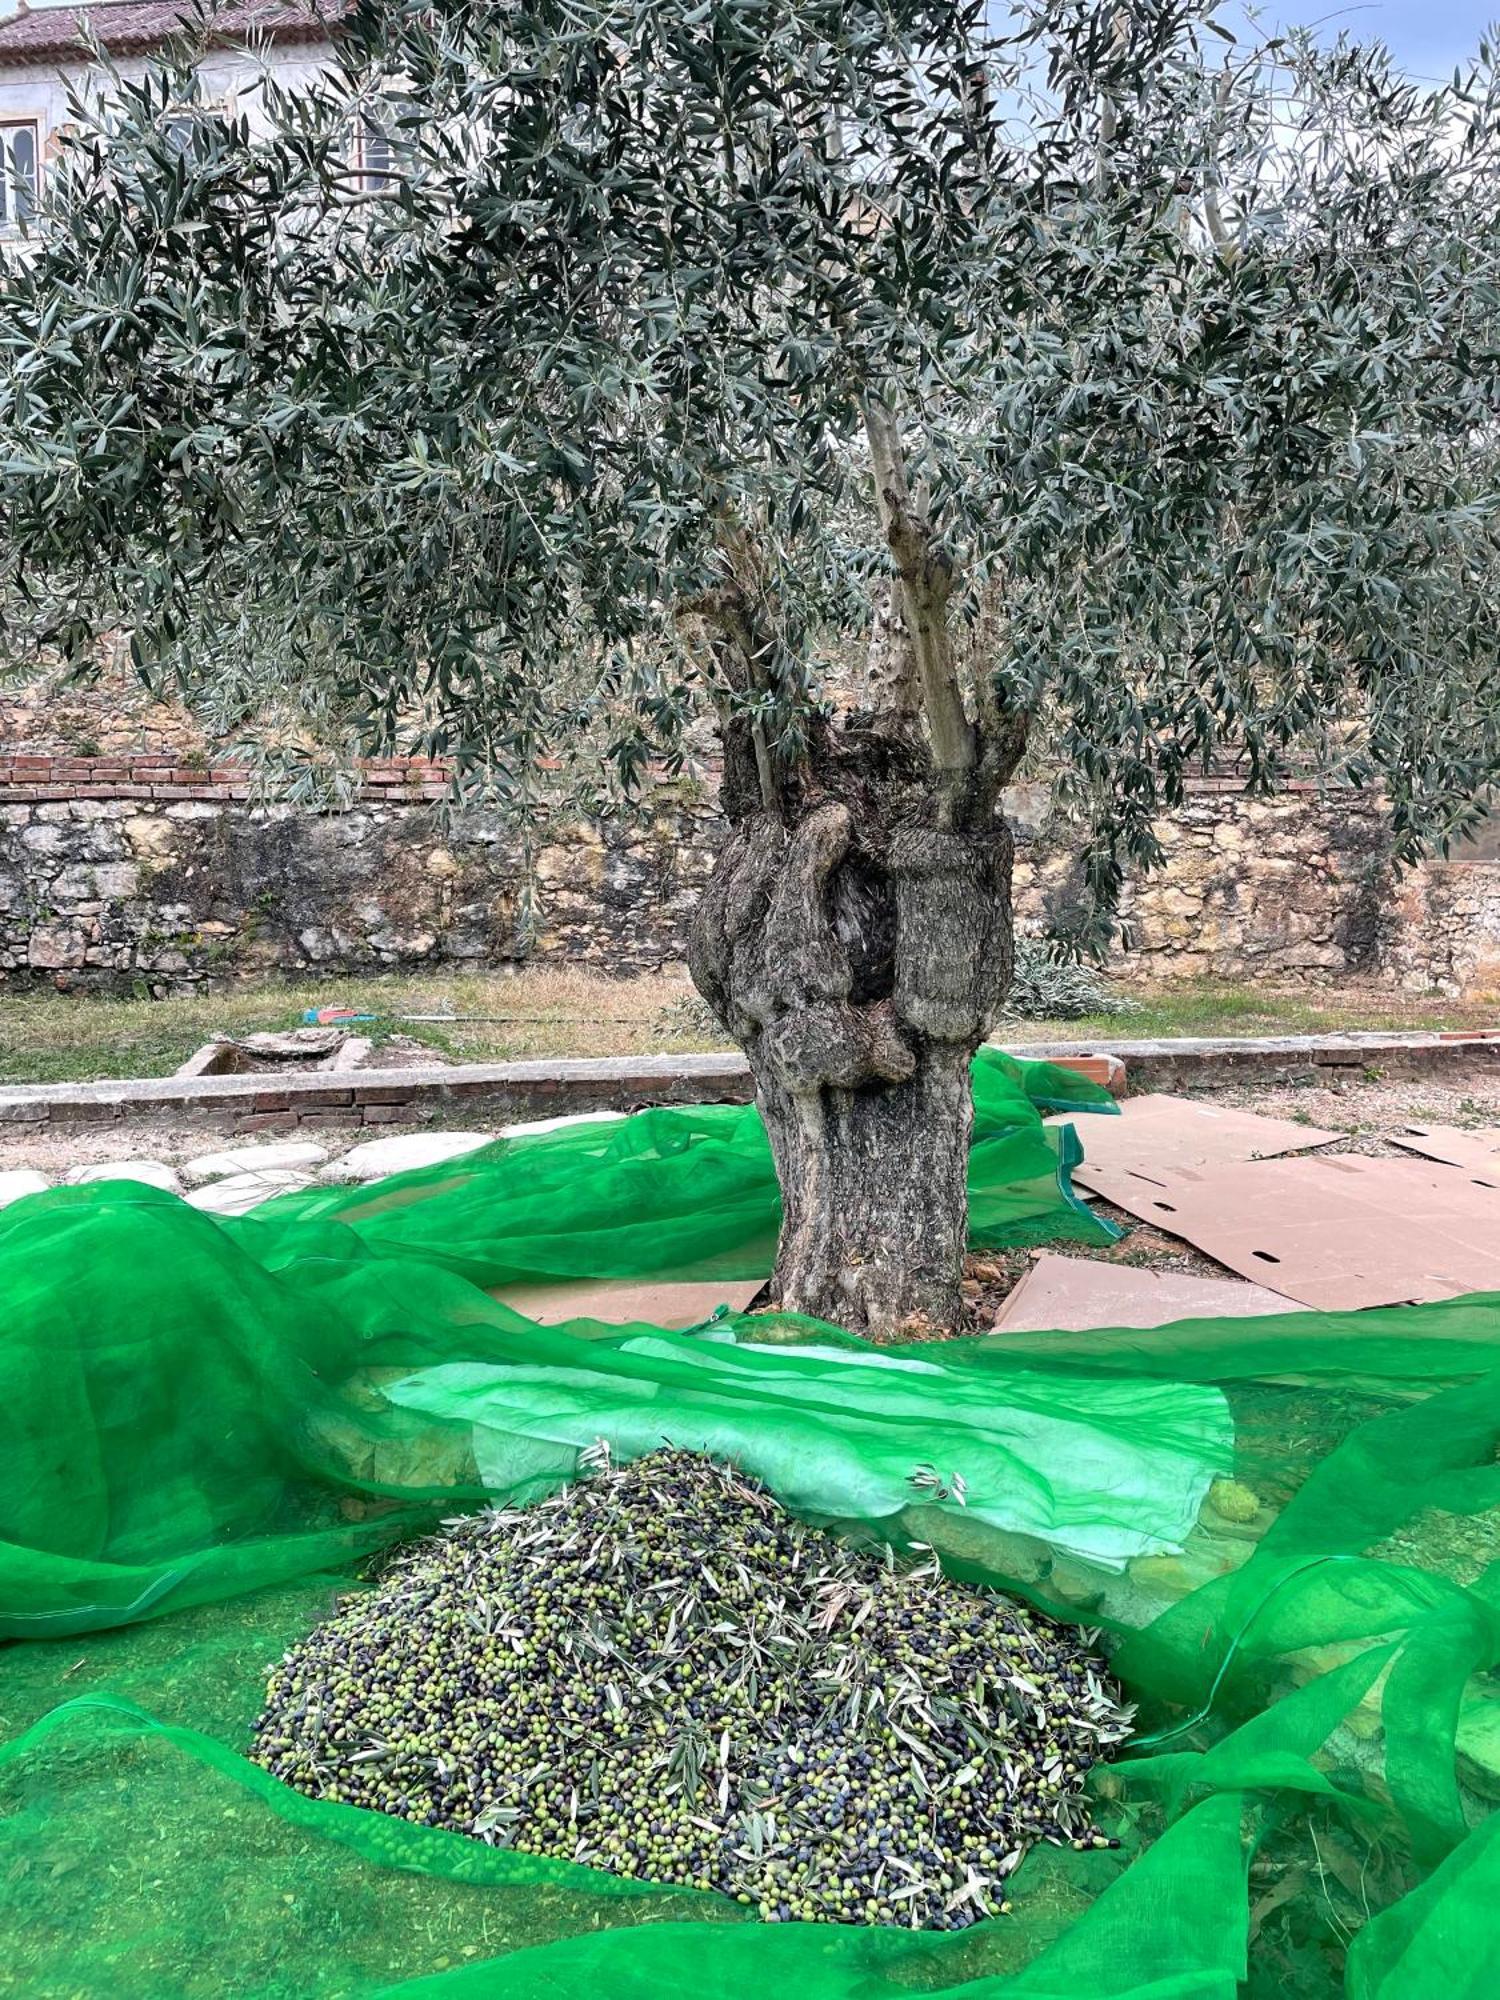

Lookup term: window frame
[356,101,422,194]
[0,115,42,234]
[157,100,230,158]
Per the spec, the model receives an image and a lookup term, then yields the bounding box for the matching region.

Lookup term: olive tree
[3,0,1498,1333]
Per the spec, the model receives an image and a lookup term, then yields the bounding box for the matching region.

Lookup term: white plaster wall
[0,40,337,160]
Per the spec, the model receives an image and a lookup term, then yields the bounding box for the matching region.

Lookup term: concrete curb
[0,1053,753,1134]
[1015,1028,1500,1092]
[0,1030,1495,1134]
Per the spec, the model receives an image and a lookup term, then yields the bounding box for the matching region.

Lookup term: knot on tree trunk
[889,825,1015,1046]
[690,776,1014,1085]
[690,797,924,1095]
[762,997,917,1094]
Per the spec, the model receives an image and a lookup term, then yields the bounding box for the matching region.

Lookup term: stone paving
[0,1112,628,1211]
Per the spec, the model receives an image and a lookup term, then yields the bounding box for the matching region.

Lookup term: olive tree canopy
[3,0,1498,1330]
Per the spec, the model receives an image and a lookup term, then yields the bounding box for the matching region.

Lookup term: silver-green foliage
[1,0,1498,941]
[1001,937,1139,1020]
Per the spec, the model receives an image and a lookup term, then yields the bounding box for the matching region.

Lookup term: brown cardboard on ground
[1084,1153,1500,1311]
[994,1252,1296,1331]
[1389,1125,1500,1179]
[494,1276,765,1329]
[1049,1093,1340,1192]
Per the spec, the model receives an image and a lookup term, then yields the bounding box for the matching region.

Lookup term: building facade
[0,0,351,234]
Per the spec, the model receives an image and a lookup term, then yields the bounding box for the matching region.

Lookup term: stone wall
[0,663,207,762]
[0,758,720,989]
[1013,781,1500,995]
[1,753,1498,994]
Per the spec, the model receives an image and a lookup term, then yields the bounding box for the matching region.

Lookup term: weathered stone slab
[185,1171,317,1215]
[0,1169,49,1207]
[181,1140,332,1186]
[320,1131,496,1183]
[66,1160,181,1193]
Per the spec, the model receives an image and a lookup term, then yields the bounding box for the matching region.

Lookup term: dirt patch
[1181,1070,1500,1155]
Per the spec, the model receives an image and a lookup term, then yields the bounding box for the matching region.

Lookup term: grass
[0,966,1494,1086]
[0,966,723,1085]
[1002,978,1500,1045]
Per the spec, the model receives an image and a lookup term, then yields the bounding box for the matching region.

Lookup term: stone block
[186,1170,316,1215]
[182,1139,331,1187]
[27,925,85,969]
[67,1160,182,1193]
[321,1130,495,1183]
[0,1169,50,1207]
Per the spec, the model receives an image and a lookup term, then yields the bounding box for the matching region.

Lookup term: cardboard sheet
[1053,1093,1341,1194]
[1087,1153,1500,1310]
[494,1276,764,1329]
[994,1251,1296,1331]
[1390,1125,1500,1181]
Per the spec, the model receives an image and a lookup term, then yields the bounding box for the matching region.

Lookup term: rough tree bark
[688,711,1017,1335]
[687,428,1028,1335]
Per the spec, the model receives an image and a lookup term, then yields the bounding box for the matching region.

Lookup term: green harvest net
[0,1047,1496,1998]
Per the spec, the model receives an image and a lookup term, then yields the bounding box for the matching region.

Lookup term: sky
[1274,0,1493,78]
[0,0,1492,78]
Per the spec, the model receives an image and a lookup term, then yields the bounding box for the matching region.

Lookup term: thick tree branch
[862,576,922,729]
[681,562,788,822]
[862,395,976,796]
[1201,71,1237,259]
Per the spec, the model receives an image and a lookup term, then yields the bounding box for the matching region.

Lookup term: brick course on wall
[1,754,1497,994]
[0,752,452,803]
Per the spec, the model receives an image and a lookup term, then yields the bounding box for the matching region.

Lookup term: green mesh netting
[0,1047,1496,1999]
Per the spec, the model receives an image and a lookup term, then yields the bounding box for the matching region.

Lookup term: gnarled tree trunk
[689,713,1015,1337]
[689,397,1026,1337]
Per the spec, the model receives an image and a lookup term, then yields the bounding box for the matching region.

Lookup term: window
[162,113,199,155]
[159,105,229,157]
[358,107,420,192]
[0,121,38,232]
[359,115,396,191]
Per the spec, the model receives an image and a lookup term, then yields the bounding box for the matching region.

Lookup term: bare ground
[2,963,1497,1087]
[6,1060,1497,1328]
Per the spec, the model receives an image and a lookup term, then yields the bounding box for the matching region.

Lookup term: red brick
[1048,1054,1127,1095]
[235,1110,300,1133]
